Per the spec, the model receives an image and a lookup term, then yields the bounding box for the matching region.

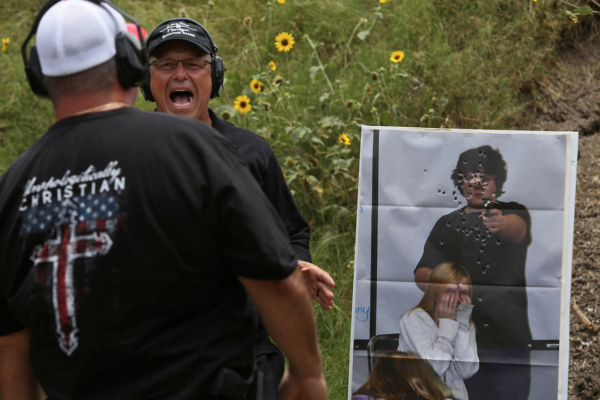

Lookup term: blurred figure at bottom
[352,350,453,400]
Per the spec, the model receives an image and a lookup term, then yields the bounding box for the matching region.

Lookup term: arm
[263,152,336,309]
[451,301,479,379]
[298,260,335,310]
[0,329,45,400]
[482,209,527,244]
[399,310,459,377]
[238,268,327,400]
[414,267,432,292]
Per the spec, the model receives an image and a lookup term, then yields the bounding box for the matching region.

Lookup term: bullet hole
[477,259,481,264]
[454,196,458,201]
[460,210,464,215]
[482,269,487,274]
[462,219,466,224]
[456,226,460,231]
[469,229,473,233]
[478,162,483,167]
[439,240,445,245]
[467,193,473,199]
[458,171,463,176]
[442,191,446,195]
[483,152,487,157]
[478,295,483,301]
[476,233,481,239]
[452,191,456,196]
[438,190,442,194]
[488,231,493,237]
[424,169,427,173]
[463,160,468,164]
[468,184,473,189]
[486,262,491,268]
[484,322,489,326]
[478,150,482,156]
[447,221,452,227]
[475,224,479,229]
[479,247,484,253]
[496,239,501,245]
[458,201,462,206]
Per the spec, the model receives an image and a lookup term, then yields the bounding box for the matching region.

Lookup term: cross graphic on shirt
[30,220,113,356]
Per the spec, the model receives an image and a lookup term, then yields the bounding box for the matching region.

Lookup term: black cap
[146,18,217,56]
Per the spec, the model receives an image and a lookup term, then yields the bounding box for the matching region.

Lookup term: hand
[436,293,458,321]
[460,293,472,306]
[279,370,327,400]
[482,208,503,233]
[298,260,335,311]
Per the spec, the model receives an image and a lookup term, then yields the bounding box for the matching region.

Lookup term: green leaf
[290,127,312,143]
[319,92,330,102]
[373,12,384,20]
[310,137,325,146]
[337,207,351,219]
[309,66,322,80]
[357,62,371,74]
[319,116,345,129]
[357,29,371,41]
[574,6,593,15]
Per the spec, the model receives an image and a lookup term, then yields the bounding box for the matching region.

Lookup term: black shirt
[0,108,297,399]
[209,109,311,262]
[415,201,533,349]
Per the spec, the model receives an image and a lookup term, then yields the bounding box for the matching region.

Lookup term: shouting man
[142,17,335,398]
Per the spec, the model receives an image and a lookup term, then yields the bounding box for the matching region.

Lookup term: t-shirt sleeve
[414,216,453,274]
[262,152,312,263]
[0,295,24,336]
[500,202,532,244]
[216,163,298,280]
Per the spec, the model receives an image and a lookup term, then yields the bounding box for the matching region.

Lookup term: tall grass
[0,0,573,397]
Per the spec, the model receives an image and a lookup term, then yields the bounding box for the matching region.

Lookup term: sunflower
[339,133,351,145]
[269,61,277,71]
[275,32,295,52]
[1,37,9,52]
[250,79,263,93]
[390,50,405,63]
[277,0,286,3]
[234,95,252,114]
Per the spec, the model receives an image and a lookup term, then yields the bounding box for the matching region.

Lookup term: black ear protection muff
[140,18,224,102]
[21,0,149,98]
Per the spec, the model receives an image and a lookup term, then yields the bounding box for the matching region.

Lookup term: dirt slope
[532,35,600,399]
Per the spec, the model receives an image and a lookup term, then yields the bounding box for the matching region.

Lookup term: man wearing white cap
[0,1,326,399]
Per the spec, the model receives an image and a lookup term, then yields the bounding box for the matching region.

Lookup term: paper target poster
[348,126,577,400]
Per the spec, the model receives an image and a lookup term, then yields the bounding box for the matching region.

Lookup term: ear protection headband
[140,18,224,102]
[21,0,149,98]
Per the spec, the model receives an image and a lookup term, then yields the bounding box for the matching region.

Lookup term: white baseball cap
[37,0,127,77]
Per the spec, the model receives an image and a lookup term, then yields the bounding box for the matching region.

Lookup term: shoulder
[401,308,431,325]
[209,109,273,156]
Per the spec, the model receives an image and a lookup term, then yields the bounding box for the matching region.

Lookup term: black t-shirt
[0,108,297,399]
[415,201,533,349]
[209,109,311,262]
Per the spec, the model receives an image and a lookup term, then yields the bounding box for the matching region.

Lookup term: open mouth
[170,90,193,107]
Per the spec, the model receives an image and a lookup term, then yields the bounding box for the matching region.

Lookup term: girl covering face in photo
[399,262,479,400]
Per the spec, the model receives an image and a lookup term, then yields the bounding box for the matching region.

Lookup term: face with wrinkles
[149,40,212,122]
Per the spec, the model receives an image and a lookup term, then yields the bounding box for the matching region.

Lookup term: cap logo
[160,22,197,39]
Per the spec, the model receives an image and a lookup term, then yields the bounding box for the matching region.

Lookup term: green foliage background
[0,0,574,397]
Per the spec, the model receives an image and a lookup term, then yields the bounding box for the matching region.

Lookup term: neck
[199,109,212,127]
[53,85,137,122]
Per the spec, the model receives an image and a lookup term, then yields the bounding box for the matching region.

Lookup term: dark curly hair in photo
[352,351,452,400]
[450,145,507,198]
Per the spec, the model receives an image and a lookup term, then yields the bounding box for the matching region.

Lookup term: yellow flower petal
[338,133,351,145]
[275,32,295,52]
[269,61,277,71]
[234,95,252,114]
[250,79,263,94]
[390,50,405,63]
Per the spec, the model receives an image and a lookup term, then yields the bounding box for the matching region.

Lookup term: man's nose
[172,62,188,80]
